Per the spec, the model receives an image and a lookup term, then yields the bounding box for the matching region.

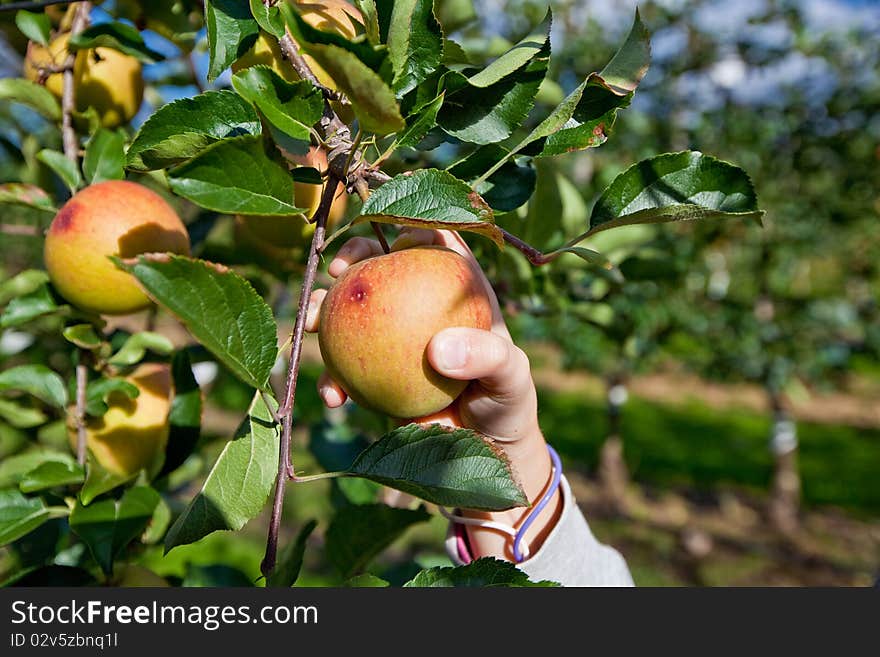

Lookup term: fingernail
[437,336,467,370]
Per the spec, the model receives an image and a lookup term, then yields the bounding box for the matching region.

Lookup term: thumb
[426,328,532,401]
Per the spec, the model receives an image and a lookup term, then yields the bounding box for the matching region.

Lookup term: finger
[317,371,347,408]
[329,237,385,278]
[427,327,532,401]
[305,288,327,333]
[391,227,439,251]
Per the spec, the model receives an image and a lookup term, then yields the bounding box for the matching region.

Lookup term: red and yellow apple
[44,180,190,315]
[318,246,493,418]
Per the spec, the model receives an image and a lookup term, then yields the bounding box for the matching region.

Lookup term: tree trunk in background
[599,375,629,511]
[768,391,800,535]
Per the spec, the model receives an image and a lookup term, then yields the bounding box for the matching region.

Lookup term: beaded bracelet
[440,444,562,564]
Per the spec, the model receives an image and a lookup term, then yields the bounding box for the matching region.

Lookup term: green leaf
[79,461,135,506]
[232,67,324,142]
[0,270,49,305]
[600,9,652,94]
[164,392,280,552]
[249,0,285,37]
[266,519,317,587]
[0,284,59,328]
[37,150,82,193]
[0,183,56,214]
[167,135,303,216]
[107,332,174,367]
[20,460,85,493]
[85,377,139,417]
[348,423,528,510]
[0,450,73,488]
[354,0,380,44]
[69,22,166,64]
[116,255,277,390]
[0,398,46,428]
[205,0,260,81]
[83,129,126,184]
[284,2,384,71]
[326,504,430,578]
[0,78,61,121]
[303,44,405,135]
[0,489,50,547]
[62,324,102,350]
[404,557,560,587]
[158,350,202,479]
[126,90,262,171]
[358,169,502,246]
[397,92,444,149]
[345,573,390,587]
[438,12,550,144]
[141,495,172,544]
[0,365,67,408]
[388,0,443,97]
[15,10,51,46]
[69,486,160,576]
[583,151,764,239]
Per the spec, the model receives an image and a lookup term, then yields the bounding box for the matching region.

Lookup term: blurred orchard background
[2,0,879,586]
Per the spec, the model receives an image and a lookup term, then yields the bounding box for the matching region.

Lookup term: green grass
[538,390,880,515]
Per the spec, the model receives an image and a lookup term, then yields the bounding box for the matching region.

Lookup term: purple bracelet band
[512,445,562,563]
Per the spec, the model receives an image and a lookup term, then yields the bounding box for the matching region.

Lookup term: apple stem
[60,2,91,164]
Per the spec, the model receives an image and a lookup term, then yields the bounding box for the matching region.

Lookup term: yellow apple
[69,363,172,479]
[24,32,144,127]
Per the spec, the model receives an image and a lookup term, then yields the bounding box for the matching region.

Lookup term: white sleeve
[445,475,635,587]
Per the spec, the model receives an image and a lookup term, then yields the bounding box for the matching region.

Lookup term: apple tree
[0,0,762,586]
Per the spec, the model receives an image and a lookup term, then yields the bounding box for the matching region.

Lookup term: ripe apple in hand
[318,246,493,418]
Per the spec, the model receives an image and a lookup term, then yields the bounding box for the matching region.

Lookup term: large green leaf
[83,129,126,184]
[232,67,324,142]
[348,424,527,510]
[127,90,262,171]
[69,22,166,63]
[116,254,277,390]
[0,450,73,489]
[397,92,445,148]
[405,557,559,587]
[0,398,46,428]
[0,364,67,409]
[164,392,279,552]
[249,0,285,37]
[205,0,260,81]
[437,12,550,144]
[167,135,304,216]
[0,490,52,547]
[0,270,49,305]
[388,0,443,96]
[303,44,405,135]
[326,504,430,579]
[0,284,60,329]
[580,151,764,240]
[0,78,61,121]
[69,486,160,576]
[358,169,502,246]
[266,519,317,587]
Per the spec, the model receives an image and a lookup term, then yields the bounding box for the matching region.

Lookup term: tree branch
[60,2,90,162]
[0,0,71,12]
[261,176,338,580]
[499,227,555,265]
[278,29,348,104]
[74,352,88,466]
